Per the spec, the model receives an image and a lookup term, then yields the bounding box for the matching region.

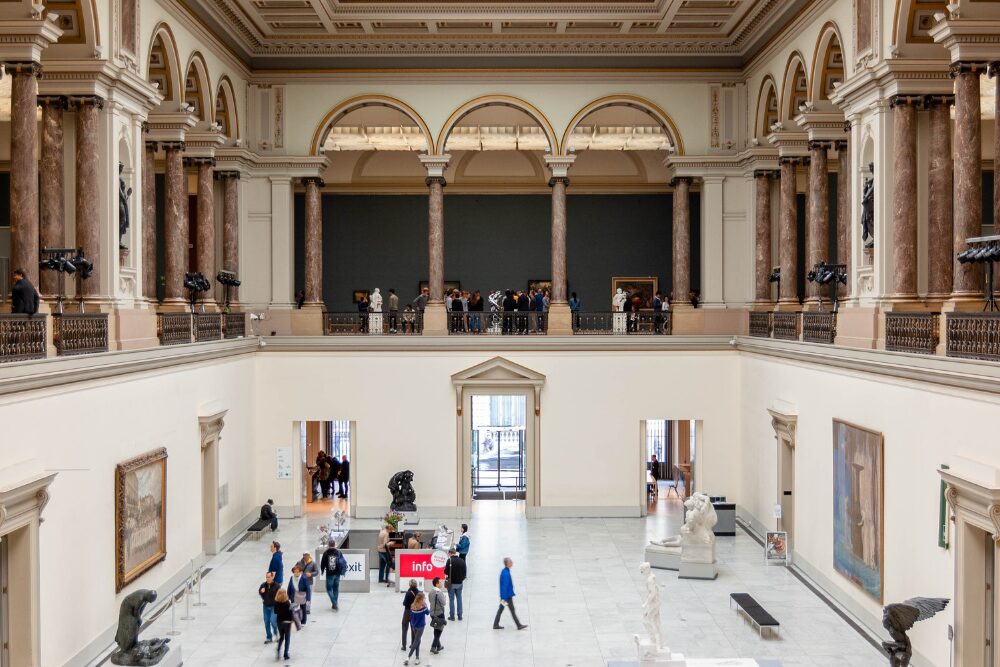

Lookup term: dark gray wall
[295,193,700,312]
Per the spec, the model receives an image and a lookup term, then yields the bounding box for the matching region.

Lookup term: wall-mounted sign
[276,446,292,480]
[765,531,788,566]
[395,549,448,591]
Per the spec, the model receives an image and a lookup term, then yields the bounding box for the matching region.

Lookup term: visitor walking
[401,579,419,651]
[287,564,311,625]
[320,544,347,610]
[268,541,284,584]
[338,455,350,498]
[444,547,466,620]
[377,523,392,585]
[493,557,527,630]
[273,588,294,660]
[405,591,429,665]
[329,453,341,497]
[258,571,280,643]
[429,577,448,654]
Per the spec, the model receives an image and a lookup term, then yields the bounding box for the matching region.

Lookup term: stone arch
[779,51,809,121]
[436,95,558,156]
[892,0,948,53]
[214,75,239,139]
[559,94,684,156]
[810,22,846,102]
[310,94,433,155]
[754,76,780,138]
[183,52,211,121]
[146,23,182,104]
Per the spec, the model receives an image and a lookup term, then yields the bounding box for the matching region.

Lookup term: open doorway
[471,395,526,501]
[301,420,354,515]
[640,419,700,517]
[1,537,8,667]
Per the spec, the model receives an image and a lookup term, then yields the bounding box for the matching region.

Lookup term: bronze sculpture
[881,597,949,667]
[110,589,171,666]
[119,162,132,250]
[861,162,874,249]
[388,470,417,512]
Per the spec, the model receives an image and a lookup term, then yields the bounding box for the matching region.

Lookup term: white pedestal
[678,561,717,580]
[400,511,419,525]
[645,546,681,571]
[613,312,627,333]
[368,313,384,335]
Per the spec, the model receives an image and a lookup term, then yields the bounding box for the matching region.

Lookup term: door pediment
[451,356,545,388]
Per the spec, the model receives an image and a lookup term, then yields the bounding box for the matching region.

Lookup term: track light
[768,268,781,283]
[216,270,241,288]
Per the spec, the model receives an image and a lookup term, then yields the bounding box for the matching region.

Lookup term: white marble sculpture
[647,493,718,578]
[612,288,627,311]
[433,524,454,550]
[370,288,383,312]
[634,562,686,665]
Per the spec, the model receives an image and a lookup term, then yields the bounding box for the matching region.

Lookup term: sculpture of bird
[881,597,949,667]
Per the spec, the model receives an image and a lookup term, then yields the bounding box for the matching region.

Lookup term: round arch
[310,94,433,156]
[214,75,240,139]
[559,94,685,156]
[754,76,779,138]
[184,51,212,122]
[809,22,846,102]
[779,51,809,121]
[146,23,182,104]
[435,95,558,156]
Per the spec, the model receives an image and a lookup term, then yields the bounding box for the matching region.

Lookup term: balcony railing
[802,312,836,344]
[885,312,939,355]
[946,312,1000,361]
[53,313,108,356]
[0,314,46,363]
[194,313,223,342]
[772,312,800,341]
[324,311,424,335]
[748,311,772,338]
[450,311,547,335]
[572,311,671,335]
[223,311,246,339]
[157,313,192,346]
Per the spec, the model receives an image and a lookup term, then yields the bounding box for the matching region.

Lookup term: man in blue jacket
[268,541,284,584]
[493,557,527,630]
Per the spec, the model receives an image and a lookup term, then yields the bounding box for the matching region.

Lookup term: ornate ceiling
[181,0,809,69]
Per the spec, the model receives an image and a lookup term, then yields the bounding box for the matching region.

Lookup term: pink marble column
[778,157,799,304]
[7,63,42,286]
[427,176,446,304]
[671,177,692,304]
[951,63,984,296]
[73,96,104,298]
[754,170,774,302]
[194,158,216,304]
[163,142,188,303]
[550,176,569,304]
[39,96,66,297]
[218,171,240,302]
[806,142,831,301]
[891,96,919,298]
[927,95,954,298]
[836,138,851,298]
[142,140,157,301]
[303,177,324,304]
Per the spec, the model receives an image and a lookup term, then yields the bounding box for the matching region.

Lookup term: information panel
[394,549,448,592]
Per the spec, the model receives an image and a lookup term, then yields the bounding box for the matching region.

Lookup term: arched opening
[311,96,433,156]
[755,78,780,137]
[183,53,211,121]
[146,27,181,106]
[436,96,557,156]
[892,0,949,56]
[214,77,239,139]
[781,54,809,120]
[811,25,845,102]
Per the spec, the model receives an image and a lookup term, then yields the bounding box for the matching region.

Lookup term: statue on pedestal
[861,162,875,249]
[612,288,627,312]
[119,162,132,250]
[110,590,171,666]
[648,492,717,564]
[388,470,417,512]
[370,288,383,312]
[634,561,679,664]
[882,597,949,667]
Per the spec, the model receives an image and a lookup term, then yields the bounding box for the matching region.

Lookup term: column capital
[669,176,694,188]
[419,154,451,180]
[68,95,105,110]
[144,140,159,152]
[215,170,241,181]
[834,139,848,152]
[37,94,66,109]
[3,61,42,78]
[949,61,990,78]
[990,62,1000,78]
[889,94,924,109]
[544,154,576,180]
[924,94,955,108]
[754,169,779,179]
[301,176,325,188]
[778,156,802,166]
[425,176,447,188]
[548,176,570,188]
[184,156,215,168]
[807,140,835,151]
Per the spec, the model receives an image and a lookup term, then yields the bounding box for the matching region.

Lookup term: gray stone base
[678,561,717,580]
[644,546,680,571]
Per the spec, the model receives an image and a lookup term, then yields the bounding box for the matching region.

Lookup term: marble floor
[142,495,887,667]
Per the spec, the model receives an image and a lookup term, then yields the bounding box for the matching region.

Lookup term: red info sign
[397,551,447,580]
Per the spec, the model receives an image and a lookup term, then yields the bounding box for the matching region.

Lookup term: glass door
[471,395,526,500]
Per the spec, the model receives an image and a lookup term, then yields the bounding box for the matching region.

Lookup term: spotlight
[216,271,241,288]
[768,267,781,283]
[958,248,975,264]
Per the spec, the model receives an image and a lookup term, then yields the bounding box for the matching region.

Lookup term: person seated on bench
[260,498,278,531]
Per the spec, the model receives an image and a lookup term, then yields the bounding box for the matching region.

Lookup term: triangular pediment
[451,356,545,385]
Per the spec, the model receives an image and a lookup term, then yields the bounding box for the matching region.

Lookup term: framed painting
[611,277,658,309]
[419,280,461,295]
[765,531,788,565]
[352,290,368,304]
[832,420,883,602]
[527,279,551,294]
[115,448,167,592]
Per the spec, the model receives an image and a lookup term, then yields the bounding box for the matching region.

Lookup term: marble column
[890,96,919,298]
[142,140,157,301]
[927,95,954,298]
[302,177,323,305]
[754,171,773,303]
[836,139,851,298]
[73,96,104,299]
[550,176,569,304]
[194,158,216,305]
[671,177,692,306]
[218,172,240,302]
[39,96,66,297]
[951,63,984,296]
[993,63,1000,255]
[427,176,446,305]
[778,158,800,305]
[7,63,42,286]
[163,142,188,303]
[806,142,831,302]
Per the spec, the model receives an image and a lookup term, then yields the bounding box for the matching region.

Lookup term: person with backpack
[320,544,347,610]
[401,579,418,652]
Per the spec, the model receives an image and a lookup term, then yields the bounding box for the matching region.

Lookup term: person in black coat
[11,269,39,315]
[515,291,530,334]
[328,455,341,497]
[501,290,516,335]
[444,548,467,621]
[338,455,350,498]
[273,589,294,660]
[260,499,278,531]
[401,579,419,651]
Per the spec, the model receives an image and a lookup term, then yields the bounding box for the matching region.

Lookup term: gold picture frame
[611,276,659,310]
[115,448,167,592]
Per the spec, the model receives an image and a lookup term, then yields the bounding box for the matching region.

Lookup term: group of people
[260,539,350,660]
[376,523,471,588]
[311,452,349,501]
[497,288,556,335]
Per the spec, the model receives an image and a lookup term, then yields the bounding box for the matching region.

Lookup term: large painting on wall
[611,276,658,309]
[115,448,167,592]
[832,420,883,602]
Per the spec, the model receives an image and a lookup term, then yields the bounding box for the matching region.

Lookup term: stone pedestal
[422,302,448,335]
[669,307,703,335]
[678,561,717,580]
[832,307,879,349]
[368,313,384,335]
[115,307,159,350]
[547,302,572,335]
[291,306,324,336]
[613,312,628,334]
[634,637,686,667]
[644,545,680,571]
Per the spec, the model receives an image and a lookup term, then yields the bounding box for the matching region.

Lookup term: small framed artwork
[115,448,168,592]
[527,279,552,294]
[352,290,369,304]
[765,531,788,565]
[611,277,659,309]
[419,280,461,295]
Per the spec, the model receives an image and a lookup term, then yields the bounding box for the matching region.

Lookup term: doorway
[302,420,354,515]
[471,395,526,501]
[198,411,225,556]
[769,409,797,556]
[640,419,700,517]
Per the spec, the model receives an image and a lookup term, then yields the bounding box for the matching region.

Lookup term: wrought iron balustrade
[885,312,939,355]
[157,312,192,345]
[772,312,800,341]
[946,312,1000,361]
[0,314,46,362]
[748,311,772,338]
[53,313,108,355]
[223,311,246,339]
[450,310,547,335]
[324,311,424,335]
[572,311,671,335]
[802,312,836,344]
[194,313,223,341]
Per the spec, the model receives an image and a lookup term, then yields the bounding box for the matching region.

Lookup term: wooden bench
[247,518,273,540]
[729,593,779,638]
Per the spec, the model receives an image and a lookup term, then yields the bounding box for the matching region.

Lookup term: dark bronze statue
[110,589,171,666]
[881,597,949,667]
[388,470,417,512]
[119,162,132,250]
[861,162,874,249]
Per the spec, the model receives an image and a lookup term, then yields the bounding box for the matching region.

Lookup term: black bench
[247,518,272,540]
[729,593,779,638]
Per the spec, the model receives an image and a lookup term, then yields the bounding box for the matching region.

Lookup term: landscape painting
[832,420,883,602]
[116,448,167,592]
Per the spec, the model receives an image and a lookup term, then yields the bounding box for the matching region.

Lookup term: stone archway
[768,408,797,555]
[199,410,226,554]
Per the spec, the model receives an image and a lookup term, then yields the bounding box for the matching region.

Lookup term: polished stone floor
[143,494,887,666]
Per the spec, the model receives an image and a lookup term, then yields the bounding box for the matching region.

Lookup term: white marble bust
[370,288,383,312]
[612,288,627,312]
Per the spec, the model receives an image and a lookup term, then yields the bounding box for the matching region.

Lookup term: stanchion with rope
[166,588,184,636]
[180,580,195,621]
